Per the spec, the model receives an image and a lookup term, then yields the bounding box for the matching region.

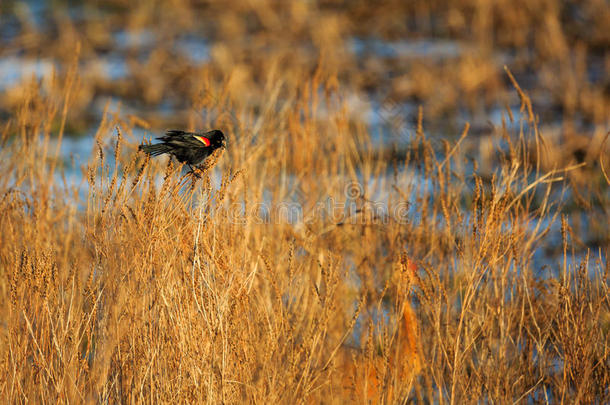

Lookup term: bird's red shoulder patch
[194,136,211,146]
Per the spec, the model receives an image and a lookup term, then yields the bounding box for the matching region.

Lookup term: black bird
[139,129,226,171]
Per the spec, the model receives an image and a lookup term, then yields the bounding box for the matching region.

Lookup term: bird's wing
[161,130,191,139]
[161,130,212,147]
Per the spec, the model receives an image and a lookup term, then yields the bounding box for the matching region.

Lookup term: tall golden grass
[0,0,608,403]
[1,63,608,403]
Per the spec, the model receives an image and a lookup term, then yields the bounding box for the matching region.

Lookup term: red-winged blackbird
[139,129,226,171]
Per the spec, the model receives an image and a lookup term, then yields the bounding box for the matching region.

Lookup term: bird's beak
[221,139,227,149]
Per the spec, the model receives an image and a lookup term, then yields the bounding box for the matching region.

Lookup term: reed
[0,0,608,403]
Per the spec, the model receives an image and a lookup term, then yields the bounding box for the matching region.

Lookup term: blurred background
[1,1,608,135]
[0,0,608,248]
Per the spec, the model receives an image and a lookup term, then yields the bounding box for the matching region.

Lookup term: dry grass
[0,0,609,403]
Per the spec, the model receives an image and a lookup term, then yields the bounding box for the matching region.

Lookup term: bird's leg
[188,164,201,178]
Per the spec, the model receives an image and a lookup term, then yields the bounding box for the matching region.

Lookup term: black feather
[138,129,226,168]
[139,144,171,156]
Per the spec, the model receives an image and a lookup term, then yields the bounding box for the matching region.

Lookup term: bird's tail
[138,144,171,156]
